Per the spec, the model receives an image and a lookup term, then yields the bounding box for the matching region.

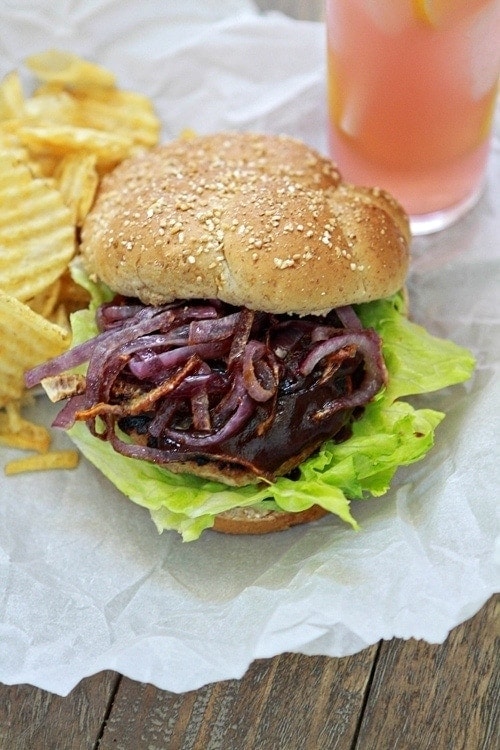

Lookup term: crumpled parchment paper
[0,0,498,695]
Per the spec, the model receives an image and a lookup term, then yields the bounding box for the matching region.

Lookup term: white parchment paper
[0,0,498,695]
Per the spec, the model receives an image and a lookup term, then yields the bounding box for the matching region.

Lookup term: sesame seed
[274,257,295,269]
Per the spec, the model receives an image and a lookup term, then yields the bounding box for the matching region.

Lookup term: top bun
[81,132,410,315]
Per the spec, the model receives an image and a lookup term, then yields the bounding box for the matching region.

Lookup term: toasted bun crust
[81,132,410,315]
[212,504,328,535]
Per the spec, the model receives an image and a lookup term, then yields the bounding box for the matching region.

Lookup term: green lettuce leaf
[67,269,476,541]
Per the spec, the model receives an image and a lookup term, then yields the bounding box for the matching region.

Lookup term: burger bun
[81,132,410,315]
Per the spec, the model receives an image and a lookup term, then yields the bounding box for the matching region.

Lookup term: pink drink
[326,0,500,234]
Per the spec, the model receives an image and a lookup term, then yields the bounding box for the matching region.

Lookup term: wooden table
[0,595,497,749]
[0,597,500,750]
[1,3,498,748]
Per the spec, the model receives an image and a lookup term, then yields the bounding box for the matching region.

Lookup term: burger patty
[118,369,355,483]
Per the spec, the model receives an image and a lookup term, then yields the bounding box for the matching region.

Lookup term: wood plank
[354,595,499,750]
[0,670,120,750]
[98,647,378,750]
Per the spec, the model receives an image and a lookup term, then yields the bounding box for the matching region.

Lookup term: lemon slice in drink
[411,0,449,24]
[411,0,473,26]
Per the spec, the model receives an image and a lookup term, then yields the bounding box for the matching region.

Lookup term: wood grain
[98,647,378,750]
[0,671,119,750]
[355,595,499,750]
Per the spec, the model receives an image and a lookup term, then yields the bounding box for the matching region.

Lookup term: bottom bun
[212,504,328,535]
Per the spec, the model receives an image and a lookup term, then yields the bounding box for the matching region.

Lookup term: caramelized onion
[242,340,279,403]
[25,297,387,479]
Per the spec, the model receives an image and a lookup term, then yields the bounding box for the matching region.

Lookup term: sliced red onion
[51,393,89,429]
[26,293,387,473]
[310,325,338,343]
[269,319,312,357]
[228,309,255,364]
[129,339,231,379]
[162,392,254,449]
[167,371,227,398]
[210,370,249,428]
[24,335,103,389]
[189,312,240,344]
[148,399,182,438]
[300,330,387,418]
[300,331,380,377]
[336,305,363,330]
[242,340,278,403]
[105,422,262,478]
[96,303,145,330]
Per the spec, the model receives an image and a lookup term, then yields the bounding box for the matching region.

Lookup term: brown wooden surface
[0,596,497,750]
[1,3,498,749]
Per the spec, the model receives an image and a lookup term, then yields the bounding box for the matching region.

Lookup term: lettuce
[67,268,476,540]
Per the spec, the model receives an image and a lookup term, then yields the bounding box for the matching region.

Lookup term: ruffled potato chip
[53,152,99,226]
[25,49,116,90]
[0,410,52,453]
[0,290,70,407]
[0,50,160,473]
[0,150,75,301]
[24,88,79,127]
[17,124,136,170]
[0,71,25,120]
[72,88,161,148]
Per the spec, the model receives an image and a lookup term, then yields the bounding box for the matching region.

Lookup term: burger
[25,132,475,540]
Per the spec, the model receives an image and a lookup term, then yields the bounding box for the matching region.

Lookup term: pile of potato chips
[0,50,161,475]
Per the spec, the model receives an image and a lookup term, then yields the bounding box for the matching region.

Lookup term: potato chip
[0,414,52,453]
[0,139,30,169]
[17,124,136,170]
[26,277,62,320]
[0,402,25,437]
[0,290,70,407]
[72,88,160,148]
[24,88,79,127]
[0,50,161,476]
[53,152,99,225]
[26,269,90,327]
[4,449,79,475]
[0,150,75,300]
[25,50,116,90]
[0,71,25,120]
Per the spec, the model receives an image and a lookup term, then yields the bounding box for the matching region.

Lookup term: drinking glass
[326,0,500,234]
